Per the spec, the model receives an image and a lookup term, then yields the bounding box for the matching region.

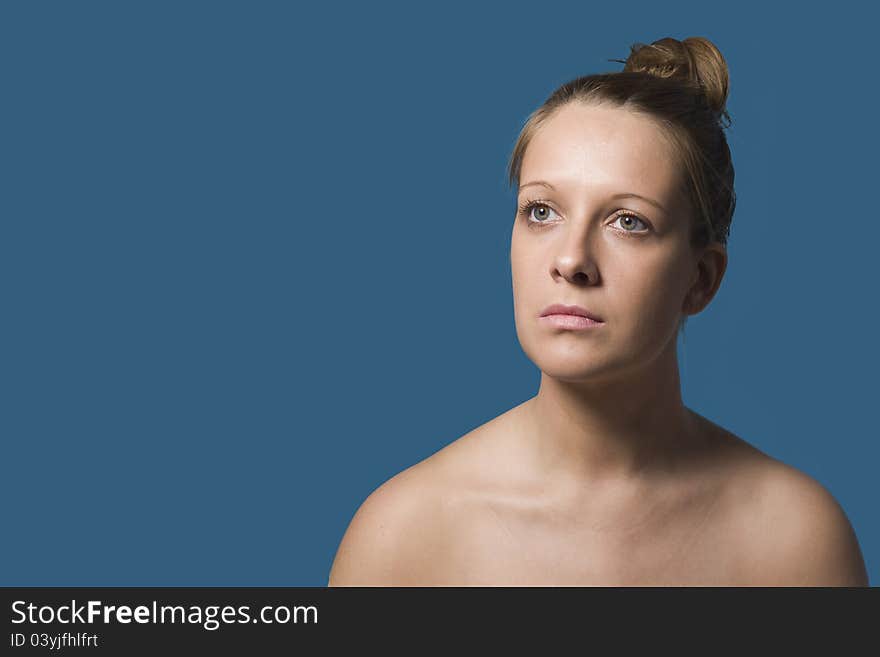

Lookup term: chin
[521,330,648,381]
[527,349,617,381]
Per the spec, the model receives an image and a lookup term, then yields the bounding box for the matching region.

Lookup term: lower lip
[539,314,604,330]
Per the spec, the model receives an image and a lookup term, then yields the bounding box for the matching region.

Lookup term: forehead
[520,102,681,199]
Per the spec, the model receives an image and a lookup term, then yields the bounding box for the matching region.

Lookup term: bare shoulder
[327,407,515,586]
[727,449,869,587]
[327,457,456,586]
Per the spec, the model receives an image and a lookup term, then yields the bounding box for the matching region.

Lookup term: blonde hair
[507,36,736,251]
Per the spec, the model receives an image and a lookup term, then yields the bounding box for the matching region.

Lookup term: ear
[683,243,727,315]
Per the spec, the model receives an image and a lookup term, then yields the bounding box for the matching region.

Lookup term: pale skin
[328,102,869,586]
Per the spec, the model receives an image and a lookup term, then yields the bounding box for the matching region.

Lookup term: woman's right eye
[518,200,557,224]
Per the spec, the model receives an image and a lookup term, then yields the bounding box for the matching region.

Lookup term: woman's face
[511,102,701,383]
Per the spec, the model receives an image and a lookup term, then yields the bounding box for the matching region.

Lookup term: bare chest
[432,492,751,586]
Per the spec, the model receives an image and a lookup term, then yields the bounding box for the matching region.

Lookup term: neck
[522,337,699,489]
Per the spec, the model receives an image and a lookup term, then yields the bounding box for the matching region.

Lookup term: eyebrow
[519,180,669,214]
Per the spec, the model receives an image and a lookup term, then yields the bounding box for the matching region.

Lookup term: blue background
[2,1,877,586]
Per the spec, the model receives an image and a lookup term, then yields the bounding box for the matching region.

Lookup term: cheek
[510,246,541,339]
[611,253,690,331]
[510,258,533,324]
[510,233,536,302]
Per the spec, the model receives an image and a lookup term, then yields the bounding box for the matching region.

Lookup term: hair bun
[622,36,730,125]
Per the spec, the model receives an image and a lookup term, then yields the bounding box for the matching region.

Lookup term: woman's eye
[521,202,557,223]
[612,213,649,233]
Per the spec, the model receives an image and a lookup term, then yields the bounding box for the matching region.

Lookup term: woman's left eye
[612,212,649,233]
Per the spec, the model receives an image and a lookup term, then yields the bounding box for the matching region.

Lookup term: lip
[539,304,603,322]
[539,314,603,330]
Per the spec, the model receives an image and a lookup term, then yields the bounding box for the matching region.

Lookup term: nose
[551,222,600,285]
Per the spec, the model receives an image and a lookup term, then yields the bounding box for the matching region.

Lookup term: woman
[328,36,869,586]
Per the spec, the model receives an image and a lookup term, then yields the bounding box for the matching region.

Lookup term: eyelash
[517,199,651,236]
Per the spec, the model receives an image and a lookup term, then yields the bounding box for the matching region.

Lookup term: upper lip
[540,304,603,322]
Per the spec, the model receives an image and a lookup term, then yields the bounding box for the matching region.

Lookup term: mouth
[539,304,603,322]
[539,314,603,330]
